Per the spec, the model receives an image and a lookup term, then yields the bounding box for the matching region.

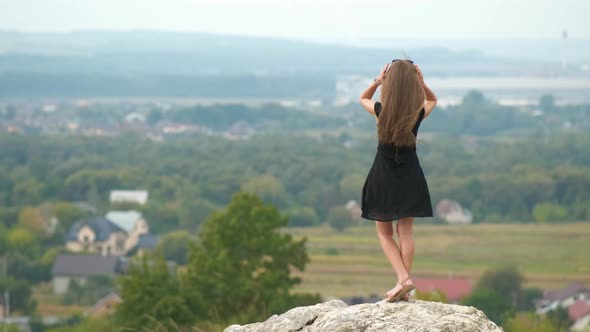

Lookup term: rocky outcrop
[224,299,502,332]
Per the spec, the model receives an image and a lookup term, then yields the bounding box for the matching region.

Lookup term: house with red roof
[569,300,590,331]
[535,282,590,314]
[410,277,472,303]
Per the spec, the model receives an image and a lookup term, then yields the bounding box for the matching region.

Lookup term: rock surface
[224,299,503,332]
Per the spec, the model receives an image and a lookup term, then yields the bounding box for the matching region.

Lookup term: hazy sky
[1,0,589,41]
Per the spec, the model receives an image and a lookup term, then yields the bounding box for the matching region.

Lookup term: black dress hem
[361,211,433,222]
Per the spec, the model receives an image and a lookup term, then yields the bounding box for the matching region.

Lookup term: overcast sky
[1,0,589,42]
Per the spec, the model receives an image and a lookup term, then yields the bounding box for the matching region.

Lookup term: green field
[283,222,590,298]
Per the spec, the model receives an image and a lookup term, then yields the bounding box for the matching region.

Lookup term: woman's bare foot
[384,282,400,298]
[384,277,414,301]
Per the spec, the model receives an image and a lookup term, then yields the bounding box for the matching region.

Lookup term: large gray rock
[224,299,503,332]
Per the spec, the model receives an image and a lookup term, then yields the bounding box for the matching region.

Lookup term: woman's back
[374,101,425,166]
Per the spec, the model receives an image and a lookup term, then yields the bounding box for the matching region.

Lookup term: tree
[47,317,117,332]
[12,179,43,205]
[7,228,39,258]
[156,231,194,265]
[18,206,47,237]
[0,225,7,253]
[183,192,314,324]
[285,206,320,227]
[476,265,523,308]
[0,324,23,332]
[147,108,163,126]
[546,306,572,332]
[141,202,180,233]
[62,275,115,306]
[115,254,193,330]
[517,287,543,311]
[461,90,486,106]
[241,174,288,207]
[539,94,555,111]
[178,198,216,230]
[414,288,448,303]
[7,253,51,283]
[339,174,365,202]
[503,312,565,332]
[461,288,514,326]
[326,206,355,232]
[0,277,35,314]
[54,201,88,231]
[533,202,568,222]
[86,182,102,213]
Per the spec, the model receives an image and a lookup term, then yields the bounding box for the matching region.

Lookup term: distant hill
[0,30,497,75]
[0,30,562,98]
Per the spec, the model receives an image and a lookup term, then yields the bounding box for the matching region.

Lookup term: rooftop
[412,277,472,302]
[51,254,126,277]
[105,210,143,232]
[67,216,125,242]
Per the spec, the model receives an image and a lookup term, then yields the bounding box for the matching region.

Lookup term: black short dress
[361,102,433,221]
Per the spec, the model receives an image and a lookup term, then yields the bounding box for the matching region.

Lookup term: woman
[359,59,437,302]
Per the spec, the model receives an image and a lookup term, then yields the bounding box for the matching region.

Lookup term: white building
[109,190,149,205]
[435,199,473,224]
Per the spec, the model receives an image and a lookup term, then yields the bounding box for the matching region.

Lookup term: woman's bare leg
[375,221,412,298]
[397,217,415,272]
[396,217,415,299]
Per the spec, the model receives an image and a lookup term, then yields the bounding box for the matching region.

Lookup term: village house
[569,300,590,331]
[66,210,153,256]
[66,216,127,256]
[51,254,127,294]
[104,210,150,252]
[130,234,160,257]
[535,282,590,314]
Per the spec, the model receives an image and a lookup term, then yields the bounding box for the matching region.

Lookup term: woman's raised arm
[359,63,389,117]
[415,64,437,119]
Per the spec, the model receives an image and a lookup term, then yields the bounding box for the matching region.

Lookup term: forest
[1,91,589,331]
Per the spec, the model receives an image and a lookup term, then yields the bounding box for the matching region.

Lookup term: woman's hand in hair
[359,62,389,118]
[415,64,438,119]
[415,64,425,85]
[375,63,389,85]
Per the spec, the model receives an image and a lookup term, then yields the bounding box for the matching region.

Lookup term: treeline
[1,127,589,235]
[164,103,347,130]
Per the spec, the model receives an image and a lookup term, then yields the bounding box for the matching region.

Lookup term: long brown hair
[378,60,425,147]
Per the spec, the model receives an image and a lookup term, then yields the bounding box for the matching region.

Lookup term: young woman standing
[359,59,437,302]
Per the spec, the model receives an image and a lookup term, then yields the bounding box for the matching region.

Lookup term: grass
[33,282,86,318]
[283,222,590,298]
[35,222,590,319]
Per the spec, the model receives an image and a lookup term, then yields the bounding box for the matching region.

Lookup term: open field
[284,222,590,298]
